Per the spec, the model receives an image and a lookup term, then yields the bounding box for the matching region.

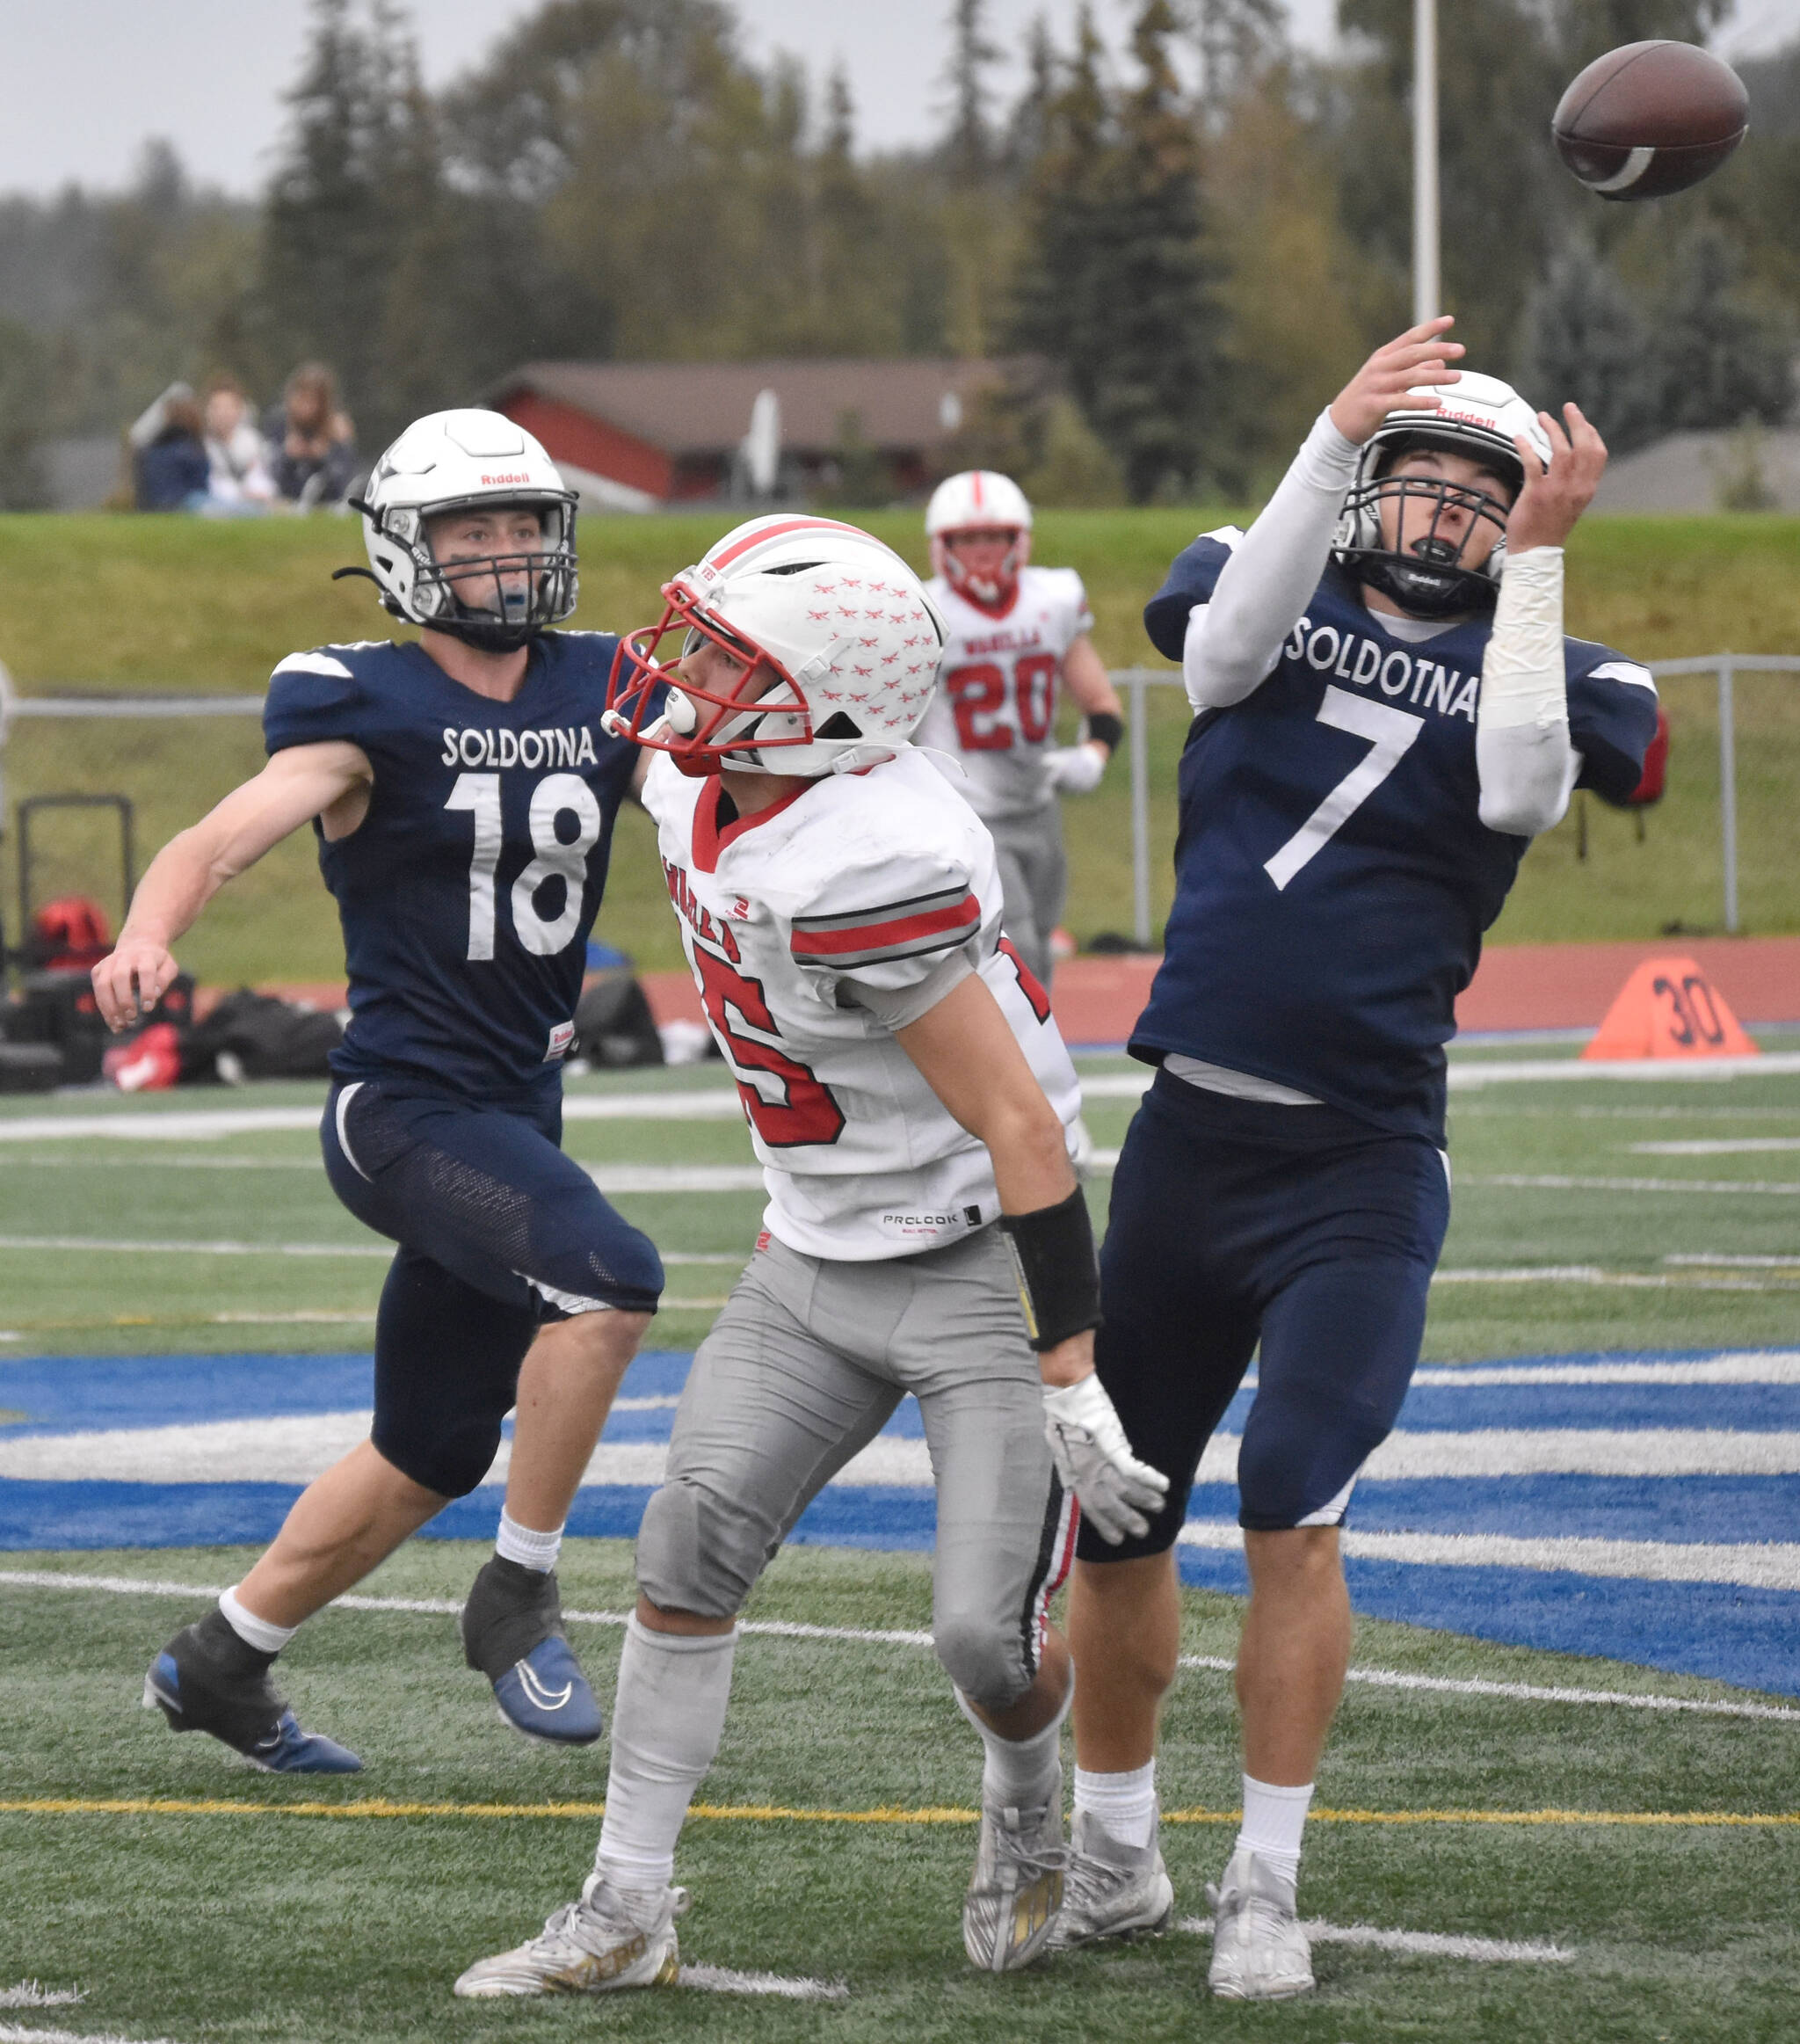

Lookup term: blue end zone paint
[6,1342,1800,1698]
[1175,1546,1800,1700]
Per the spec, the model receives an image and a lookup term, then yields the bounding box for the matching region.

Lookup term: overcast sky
[1,0,1795,199]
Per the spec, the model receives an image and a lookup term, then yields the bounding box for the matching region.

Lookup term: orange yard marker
[1582,957,1760,1061]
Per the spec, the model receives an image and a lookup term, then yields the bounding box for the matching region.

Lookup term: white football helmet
[349,409,577,651]
[925,469,1033,607]
[604,515,947,778]
[1332,371,1554,618]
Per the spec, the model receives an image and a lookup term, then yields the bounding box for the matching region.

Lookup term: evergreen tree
[1095,0,1220,499]
[1517,238,1662,455]
[1649,229,1794,433]
[258,0,445,442]
[0,318,52,509]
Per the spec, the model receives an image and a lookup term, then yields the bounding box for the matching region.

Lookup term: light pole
[1412,0,1440,324]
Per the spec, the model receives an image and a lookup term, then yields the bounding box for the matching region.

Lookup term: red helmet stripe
[709,516,873,571]
[971,472,985,509]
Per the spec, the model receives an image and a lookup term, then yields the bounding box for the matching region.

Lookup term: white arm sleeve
[1183,409,1362,710]
[1476,546,1582,838]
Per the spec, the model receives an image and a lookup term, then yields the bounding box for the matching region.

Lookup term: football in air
[1552,40,1748,200]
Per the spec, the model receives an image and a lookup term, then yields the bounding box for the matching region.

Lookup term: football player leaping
[1056,320,1658,1997]
[454,514,1165,1997]
[91,411,666,1771]
[912,470,1124,987]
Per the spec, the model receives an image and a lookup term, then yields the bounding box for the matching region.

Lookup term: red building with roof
[485,358,1041,508]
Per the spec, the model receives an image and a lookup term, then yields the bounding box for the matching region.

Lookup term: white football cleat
[1205,1846,1314,2000]
[962,1798,1067,1971]
[1048,1807,1174,1949]
[453,1873,689,1998]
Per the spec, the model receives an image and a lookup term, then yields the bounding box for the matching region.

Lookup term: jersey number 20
[946,654,1058,749]
[446,772,601,958]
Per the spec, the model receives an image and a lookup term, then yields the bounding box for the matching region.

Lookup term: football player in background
[454,515,1165,1997]
[1056,320,1658,1997]
[912,471,1125,987]
[91,411,664,1771]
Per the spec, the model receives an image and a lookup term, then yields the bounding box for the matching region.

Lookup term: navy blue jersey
[1135,534,1658,1143]
[264,633,644,1103]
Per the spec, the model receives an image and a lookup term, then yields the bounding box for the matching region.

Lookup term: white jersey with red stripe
[642,745,1082,1261]
[913,564,1096,822]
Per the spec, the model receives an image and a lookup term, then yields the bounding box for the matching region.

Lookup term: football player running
[1056,319,1658,1997]
[91,411,665,1772]
[453,514,1165,1997]
[912,471,1124,987]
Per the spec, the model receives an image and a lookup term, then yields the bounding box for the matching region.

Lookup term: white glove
[1041,1373,1169,1545]
[1043,742,1107,795]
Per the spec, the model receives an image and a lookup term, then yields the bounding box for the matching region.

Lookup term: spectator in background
[203,378,275,510]
[134,394,210,511]
[266,362,359,508]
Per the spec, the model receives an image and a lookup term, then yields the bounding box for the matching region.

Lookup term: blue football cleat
[461,1557,603,1746]
[490,1637,605,1746]
[143,1613,363,1774]
[243,1707,365,1775]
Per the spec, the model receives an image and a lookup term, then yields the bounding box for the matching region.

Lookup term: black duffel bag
[180,988,343,1083]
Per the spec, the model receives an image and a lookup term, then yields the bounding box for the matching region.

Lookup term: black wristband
[1083,710,1124,753]
[998,1186,1101,1350]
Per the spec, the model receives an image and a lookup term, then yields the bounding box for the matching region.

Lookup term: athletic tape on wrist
[998,1186,1101,1351]
[1084,710,1124,753]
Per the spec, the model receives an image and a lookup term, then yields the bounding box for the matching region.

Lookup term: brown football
[1552,40,1748,200]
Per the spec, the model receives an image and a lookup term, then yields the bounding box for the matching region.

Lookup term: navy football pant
[322,1080,664,1496]
[1078,1069,1449,1563]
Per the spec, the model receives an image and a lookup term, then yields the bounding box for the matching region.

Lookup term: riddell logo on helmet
[480,471,531,484]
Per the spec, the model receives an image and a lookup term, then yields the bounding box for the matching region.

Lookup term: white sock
[219,1585,296,1655]
[1073,1761,1158,1850]
[595,1616,737,1892]
[1236,1773,1313,1883]
[954,1681,1070,1814]
[496,1509,562,1573]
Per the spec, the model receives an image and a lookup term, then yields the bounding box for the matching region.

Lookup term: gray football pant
[988,808,1069,991]
[635,1228,1074,1711]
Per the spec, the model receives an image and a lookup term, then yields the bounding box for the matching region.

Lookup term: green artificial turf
[2,1540,1797,2044]
[2,1052,1798,1359]
[2,512,1796,980]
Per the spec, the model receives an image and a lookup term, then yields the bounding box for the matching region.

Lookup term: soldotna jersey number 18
[642,746,1083,1260]
[913,565,1095,822]
[263,633,644,1104]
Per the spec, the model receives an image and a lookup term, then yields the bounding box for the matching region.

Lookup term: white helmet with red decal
[603,514,947,778]
[925,469,1033,606]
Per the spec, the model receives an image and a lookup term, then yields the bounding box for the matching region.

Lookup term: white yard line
[1467,1173,1800,1197]
[1178,1520,1800,1591]
[1666,1254,1800,1270]
[1430,1265,1797,1291]
[12,1416,1800,1486]
[1448,1053,1800,1085]
[0,2028,180,2044]
[1081,1056,1800,1098]
[0,1993,82,2012]
[675,1964,848,2001]
[3,1569,1792,1721]
[1410,1351,1800,1386]
[1631,1138,1800,1155]
[0,1234,741,1262]
[1176,1917,1572,1962]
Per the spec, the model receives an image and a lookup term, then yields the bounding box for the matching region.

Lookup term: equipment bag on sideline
[179,989,343,1083]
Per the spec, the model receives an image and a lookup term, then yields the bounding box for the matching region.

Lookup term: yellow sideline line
[2,1797,1797,1829]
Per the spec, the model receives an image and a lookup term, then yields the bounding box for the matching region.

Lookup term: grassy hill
[1,509,1796,981]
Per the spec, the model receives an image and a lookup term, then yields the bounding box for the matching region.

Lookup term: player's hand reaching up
[1506,402,1608,555]
[1042,1371,1170,1545]
[1328,316,1464,445]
